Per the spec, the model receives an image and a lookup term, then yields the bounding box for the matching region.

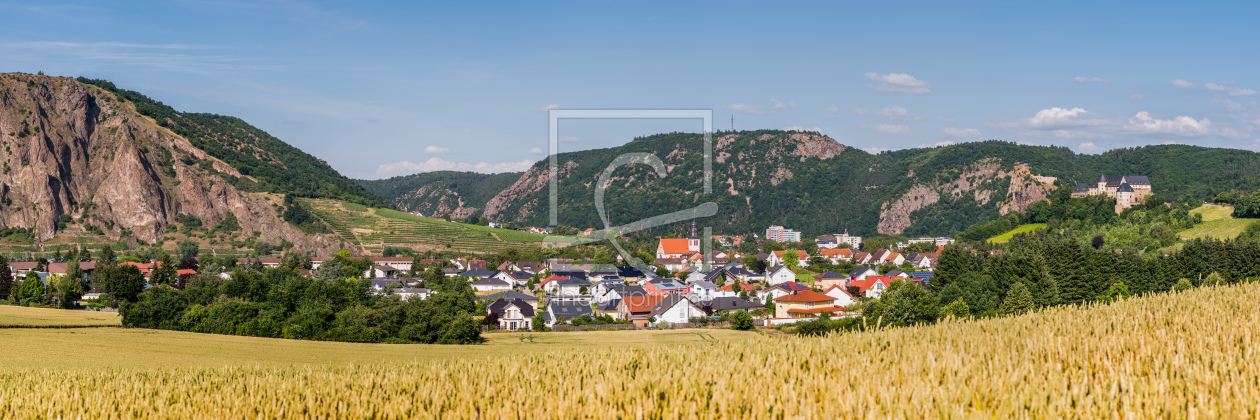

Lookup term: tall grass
[4,283,1259,417]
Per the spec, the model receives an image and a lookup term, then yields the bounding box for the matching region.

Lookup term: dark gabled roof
[1117,183,1135,193]
[488,298,535,317]
[815,271,846,279]
[606,285,647,297]
[617,266,646,278]
[551,270,589,280]
[478,290,541,301]
[369,279,404,288]
[649,293,696,316]
[647,278,687,290]
[1123,175,1150,186]
[549,300,592,318]
[885,269,908,277]
[727,267,755,276]
[472,277,511,286]
[595,299,621,312]
[459,268,496,277]
[772,282,811,292]
[555,278,590,287]
[1073,182,1090,193]
[689,280,718,289]
[849,267,877,277]
[815,235,837,242]
[755,252,770,261]
[705,297,764,311]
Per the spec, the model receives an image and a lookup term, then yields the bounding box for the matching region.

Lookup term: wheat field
[4,283,1260,418]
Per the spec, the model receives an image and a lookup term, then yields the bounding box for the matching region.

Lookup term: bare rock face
[0,74,337,254]
[876,159,1057,234]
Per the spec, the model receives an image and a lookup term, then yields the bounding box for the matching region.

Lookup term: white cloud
[994,107,1218,140]
[827,106,840,115]
[559,136,579,143]
[424,145,450,154]
[876,106,922,121]
[1077,142,1103,154]
[1205,83,1258,96]
[723,99,796,114]
[528,147,544,154]
[941,128,981,138]
[538,104,560,111]
[723,103,763,114]
[782,126,822,133]
[868,124,911,135]
[376,158,534,177]
[1126,112,1212,136]
[863,147,894,154]
[1172,80,1196,88]
[1074,76,1109,83]
[864,72,932,94]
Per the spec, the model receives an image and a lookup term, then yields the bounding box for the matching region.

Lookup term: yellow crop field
[0,305,120,327]
[5,283,1260,417]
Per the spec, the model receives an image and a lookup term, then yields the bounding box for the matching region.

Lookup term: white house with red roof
[766,250,809,267]
[773,290,846,318]
[656,237,700,259]
[818,248,853,264]
[822,285,859,307]
[849,275,894,298]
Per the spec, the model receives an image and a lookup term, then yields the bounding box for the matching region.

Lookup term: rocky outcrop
[877,159,1057,234]
[0,74,337,254]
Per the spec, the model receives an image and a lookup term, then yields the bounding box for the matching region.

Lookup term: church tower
[687,221,700,252]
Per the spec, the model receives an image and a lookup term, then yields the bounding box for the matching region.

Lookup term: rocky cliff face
[0,74,337,254]
[876,160,1056,234]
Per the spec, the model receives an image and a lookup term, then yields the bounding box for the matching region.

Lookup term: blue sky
[2,1,1258,179]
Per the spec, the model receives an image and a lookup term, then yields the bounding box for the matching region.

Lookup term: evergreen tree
[999,282,1035,316]
[99,245,116,266]
[1203,272,1226,287]
[0,254,12,300]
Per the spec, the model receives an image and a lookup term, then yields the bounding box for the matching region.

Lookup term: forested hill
[362,130,1260,238]
[76,78,388,208]
[357,171,521,220]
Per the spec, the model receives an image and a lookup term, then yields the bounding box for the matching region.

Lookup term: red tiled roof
[819,248,852,258]
[658,238,692,255]
[787,306,847,314]
[622,294,665,313]
[718,283,759,292]
[849,276,893,293]
[773,250,809,259]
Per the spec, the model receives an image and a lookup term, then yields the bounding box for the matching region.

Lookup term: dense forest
[362,131,1260,238]
[76,78,389,208]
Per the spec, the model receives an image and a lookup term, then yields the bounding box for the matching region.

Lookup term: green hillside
[304,199,543,255]
[357,171,520,213]
[1180,204,1252,240]
[363,131,1260,238]
[988,223,1046,243]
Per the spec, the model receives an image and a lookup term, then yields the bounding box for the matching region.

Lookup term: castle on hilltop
[1072,174,1153,212]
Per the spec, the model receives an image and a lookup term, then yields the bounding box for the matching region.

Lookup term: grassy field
[0,305,120,327]
[304,198,544,255]
[1180,204,1253,240]
[988,223,1046,243]
[5,282,1260,417]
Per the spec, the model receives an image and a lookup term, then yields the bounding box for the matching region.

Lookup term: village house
[766,265,796,285]
[471,277,513,292]
[648,293,706,324]
[715,282,761,300]
[815,234,838,249]
[701,296,764,316]
[644,278,688,296]
[818,248,853,264]
[766,282,811,300]
[813,271,848,289]
[774,290,847,318]
[546,299,593,327]
[491,271,533,286]
[687,280,719,301]
[488,298,535,331]
[849,275,894,298]
[392,287,431,301]
[822,285,859,307]
[478,291,543,308]
[618,294,665,327]
[766,250,809,267]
